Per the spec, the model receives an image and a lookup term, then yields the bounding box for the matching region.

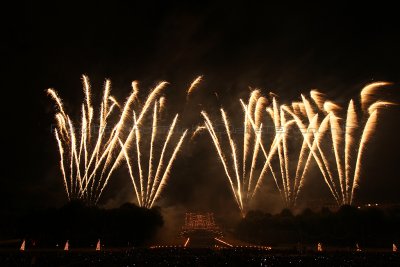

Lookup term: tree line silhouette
[235,205,400,247]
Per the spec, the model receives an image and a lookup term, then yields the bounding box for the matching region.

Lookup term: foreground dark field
[1,248,399,267]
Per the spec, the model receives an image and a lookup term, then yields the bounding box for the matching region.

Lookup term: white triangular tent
[96,239,101,251]
[64,240,69,251]
[394,243,398,252]
[20,239,26,251]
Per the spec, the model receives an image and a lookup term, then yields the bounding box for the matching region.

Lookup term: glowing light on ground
[214,238,233,247]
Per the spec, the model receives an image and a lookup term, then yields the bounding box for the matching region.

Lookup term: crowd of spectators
[0,248,399,266]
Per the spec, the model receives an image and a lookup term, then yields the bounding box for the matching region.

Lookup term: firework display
[48,76,187,207]
[49,77,395,214]
[201,82,395,213]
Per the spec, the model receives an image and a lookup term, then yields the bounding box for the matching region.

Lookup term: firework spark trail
[139,82,168,124]
[272,99,288,204]
[133,112,145,205]
[294,122,318,202]
[86,82,137,188]
[240,100,282,202]
[306,97,393,205]
[278,148,289,205]
[268,160,284,202]
[308,105,342,202]
[49,77,125,203]
[146,102,158,204]
[150,130,188,207]
[105,102,118,119]
[80,105,89,196]
[291,102,301,116]
[221,109,244,211]
[298,103,307,117]
[201,111,241,211]
[190,125,206,141]
[251,132,283,199]
[329,114,346,203]
[109,95,121,106]
[47,89,67,119]
[291,109,321,197]
[280,107,292,203]
[318,91,393,204]
[110,104,184,209]
[186,76,203,99]
[89,125,117,185]
[351,110,378,203]
[97,83,178,206]
[109,81,167,173]
[98,82,139,178]
[94,103,104,169]
[159,97,166,114]
[289,97,317,197]
[283,102,321,205]
[67,116,84,196]
[243,91,260,187]
[67,117,76,196]
[78,105,87,167]
[251,104,282,198]
[296,114,332,203]
[94,97,121,176]
[314,122,341,201]
[290,102,307,117]
[240,101,270,167]
[72,125,84,195]
[50,76,395,210]
[82,75,93,141]
[307,120,341,204]
[84,124,117,199]
[55,130,69,199]
[82,82,138,195]
[54,113,68,139]
[250,97,268,181]
[368,101,396,114]
[293,137,309,197]
[118,139,142,207]
[277,122,288,204]
[345,100,357,202]
[102,80,111,118]
[310,90,325,110]
[94,80,166,200]
[199,94,269,212]
[272,99,281,141]
[284,107,340,204]
[149,114,179,204]
[240,101,278,199]
[301,94,316,122]
[50,77,188,206]
[324,101,341,114]
[99,82,111,143]
[247,123,262,198]
[360,82,392,111]
[254,97,267,127]
[84,106,92,170]
[250,127,299,203]
[247,97,268,196]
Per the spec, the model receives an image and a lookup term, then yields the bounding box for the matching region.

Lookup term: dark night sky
[3,1,400,218]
